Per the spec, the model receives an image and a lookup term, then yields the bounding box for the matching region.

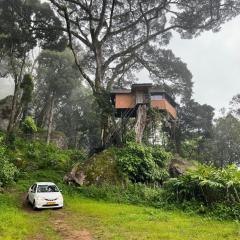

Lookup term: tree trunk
[37,95,52,128]
[46,93,55,145]
[7,83,20,133]
[135,104,148,143]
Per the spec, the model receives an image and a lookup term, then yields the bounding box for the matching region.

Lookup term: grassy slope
[0,170,240,240]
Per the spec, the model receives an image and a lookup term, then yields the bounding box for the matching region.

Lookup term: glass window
[37,185,59,193]
[32,185,37,192]
[151,95,164,100]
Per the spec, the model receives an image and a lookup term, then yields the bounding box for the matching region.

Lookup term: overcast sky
[169,15,240,115]
[1,16,240,116]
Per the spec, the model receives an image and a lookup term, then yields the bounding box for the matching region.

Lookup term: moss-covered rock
[64,149,125,186]
[169,155,198,177]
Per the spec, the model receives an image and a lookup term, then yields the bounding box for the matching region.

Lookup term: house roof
[110,88,131,94]
[131,83,153,90]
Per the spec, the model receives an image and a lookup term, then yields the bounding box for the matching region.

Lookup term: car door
[28,184,37,203]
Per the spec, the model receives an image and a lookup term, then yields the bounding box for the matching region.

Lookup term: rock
[64,149,125,186]
[64,164,86,185]
[169,156,197,177]
[0,95,12,131]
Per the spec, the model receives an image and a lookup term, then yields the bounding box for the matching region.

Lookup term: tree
[212,114,240,167]
[49,0,240,145]
[54,86,101,150]
[174,100,215,157]
[19,74,34,121]
[35,49,80,144]
[0,0,66,133]
[230,94,240,117]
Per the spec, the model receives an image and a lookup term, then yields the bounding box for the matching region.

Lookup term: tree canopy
[49,0,240,93]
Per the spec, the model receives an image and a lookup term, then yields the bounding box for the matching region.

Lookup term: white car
[27,182,64,210]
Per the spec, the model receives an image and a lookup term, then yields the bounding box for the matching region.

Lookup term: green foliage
[21,116,38,134]
[5,131,16,149]
[78,183,164,206]
[0,146,18,187]
[3,133,85,172]
[115,142,172,184]
[13,139,73,170]
[164,164,240,205]
[65,149,87,166]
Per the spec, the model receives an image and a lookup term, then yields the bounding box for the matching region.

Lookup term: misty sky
[170,15,240,115]
[1,16,240,116]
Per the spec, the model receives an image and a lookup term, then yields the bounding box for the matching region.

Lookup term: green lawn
[0,190,240,240]
[65,196,240,240]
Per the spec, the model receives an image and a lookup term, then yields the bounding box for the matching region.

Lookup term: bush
[8,136,85,171]
[65,149,87,169]
[164,164,240,205]
[78,183,164,207]
[0,146,18,187]
[21,116,38,134]
[115,142,172,184]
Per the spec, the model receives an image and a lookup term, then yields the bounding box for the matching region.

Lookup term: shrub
[164,164,240,205]
[21,116,37,134]
[115,142,172,184]
[0,146,18,187]
[8,137,79,171]
[78,183,164,207]
[65,149,87,169]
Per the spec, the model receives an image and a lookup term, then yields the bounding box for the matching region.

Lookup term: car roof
[35,182,56,185]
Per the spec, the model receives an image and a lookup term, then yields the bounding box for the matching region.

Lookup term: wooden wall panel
[115,94,136,109]
[151,100,177,119]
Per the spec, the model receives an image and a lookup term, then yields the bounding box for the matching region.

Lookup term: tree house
[110,83,177,119]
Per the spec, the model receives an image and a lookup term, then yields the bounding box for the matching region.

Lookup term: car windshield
[37,185,59,193]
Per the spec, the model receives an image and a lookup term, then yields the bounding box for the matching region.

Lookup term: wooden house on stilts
[110,83,177,144]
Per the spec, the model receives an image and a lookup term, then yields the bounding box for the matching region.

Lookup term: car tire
[26,195,30,205]
[32,200,38,210]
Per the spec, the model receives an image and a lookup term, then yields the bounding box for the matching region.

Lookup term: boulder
[64,149,125,186]
[169,156,197,177]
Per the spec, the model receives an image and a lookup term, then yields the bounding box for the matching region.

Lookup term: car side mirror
[59,189,62,193]
[31,189,35,193]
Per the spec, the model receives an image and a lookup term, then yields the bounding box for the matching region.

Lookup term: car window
[31,184,37,192]
[37,185,59,193]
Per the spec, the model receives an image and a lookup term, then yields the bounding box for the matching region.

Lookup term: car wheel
[32,200,38,210]
[26,195,30,205]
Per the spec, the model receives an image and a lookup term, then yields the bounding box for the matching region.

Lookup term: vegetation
[115,142,171,184]
[1,1,240,239]
[0,146,18,187]
[1,169,240,240]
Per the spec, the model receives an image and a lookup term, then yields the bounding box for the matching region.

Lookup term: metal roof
[110,89,131,94]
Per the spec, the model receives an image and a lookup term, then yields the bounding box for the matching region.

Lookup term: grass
[0,170,240,240]
[0,192,61,240]
[65,196,240,240]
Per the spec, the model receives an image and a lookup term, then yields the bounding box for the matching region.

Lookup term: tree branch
[63,7,95,91]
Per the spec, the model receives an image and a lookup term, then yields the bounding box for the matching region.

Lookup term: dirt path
[21,193,92,240]
[53,211,92,240]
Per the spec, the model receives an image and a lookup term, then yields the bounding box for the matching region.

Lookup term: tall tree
[212,114,240,167]
[54,86,101,150]
[49,0,240,145]
[174,100,215,155]
[230,94,240,117]
[35,49,80,144]
[0,0,66,133]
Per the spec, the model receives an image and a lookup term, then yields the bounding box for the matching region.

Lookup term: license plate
[47,202,56,205]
